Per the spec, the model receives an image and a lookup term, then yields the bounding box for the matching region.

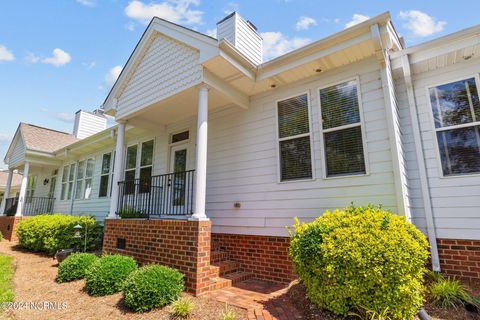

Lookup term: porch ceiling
[123,86,233,127]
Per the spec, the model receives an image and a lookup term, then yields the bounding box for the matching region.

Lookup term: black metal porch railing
[23,197,55,216]
[3,197,19,216]
[117,170,195,219]
[3,196,55,216]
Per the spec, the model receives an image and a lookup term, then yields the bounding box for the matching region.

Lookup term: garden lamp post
[73,220,88,252]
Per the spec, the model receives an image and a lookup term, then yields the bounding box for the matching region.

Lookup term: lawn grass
[0,255,14,303]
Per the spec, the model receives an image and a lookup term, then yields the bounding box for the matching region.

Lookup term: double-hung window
[99,152,112,197]
[67,163,76,200]
[125,145,137,195]
[428,77,480,176]
[139,140,154,193]
[75,161,86,200]
[75,158,94,200]
[319,80,366,177]
[277,94,313,181]
[61,165,68,200]
[26,176,36,203]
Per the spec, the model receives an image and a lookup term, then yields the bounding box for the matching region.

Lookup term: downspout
[400,54,441,271]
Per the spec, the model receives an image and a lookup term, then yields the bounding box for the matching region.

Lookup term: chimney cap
[217,11,236,25]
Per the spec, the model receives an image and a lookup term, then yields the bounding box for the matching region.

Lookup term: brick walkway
[206,279,302,320]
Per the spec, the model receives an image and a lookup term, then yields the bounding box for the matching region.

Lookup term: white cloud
[295,16,317,30]
[260,31,311,61]
[125,21,136,31]
[344,14,370,29]
[82,61,96,69]
[125,0,203,25]
[0,45,15,62]
[25,52,40,64]
[399,10,446,37]
[42,48,71,67]
[55,112,75,123]
[105,65,123,87]
[40,107,49,112]
[223,2,239,15]
[205,28,216,38]
[0,133,11,142]
[76,0,96,6]
[334,18,340,24]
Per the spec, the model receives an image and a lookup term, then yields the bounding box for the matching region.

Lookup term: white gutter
[401,54,441,271]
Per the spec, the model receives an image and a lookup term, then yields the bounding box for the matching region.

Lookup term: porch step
[207,277,232,291]
[211,250,229,263]
[223,271,253,285]
[211,260,239,276]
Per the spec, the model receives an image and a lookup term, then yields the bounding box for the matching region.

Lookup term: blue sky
[1,0,479,169]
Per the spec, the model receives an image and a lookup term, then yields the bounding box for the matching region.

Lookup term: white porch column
[108,121,126,218]
[0,168,14,215]
[191,85,209,220]
[16,161,30,216]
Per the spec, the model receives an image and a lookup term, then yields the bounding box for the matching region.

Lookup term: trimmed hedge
[16,214,101,255]
[289,205,429,320]
[57,253,98,283]
[123,264,184,312]
[85,255,137,296]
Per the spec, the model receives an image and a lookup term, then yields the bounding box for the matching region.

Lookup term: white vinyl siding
[395,56,480,240]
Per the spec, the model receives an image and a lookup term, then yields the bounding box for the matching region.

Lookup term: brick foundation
[212,233,295,283]
[438,238,480,281]
[0,216,26,241]
[102,219,212,296]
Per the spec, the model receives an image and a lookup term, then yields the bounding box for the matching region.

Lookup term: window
[429,77,480,176]
[74,158,94,200]
[67,163,76,200]
[26,176,36,203]
[61,165,68,200]
[49,170,57,199]
[99,153,112,197]
[124,144,137,194]
[319,80,366,177]
[84,159,94,199]
[75,161,85,200]
[139,140,154,193]
[277,94,312,181]
[171,131,189,143]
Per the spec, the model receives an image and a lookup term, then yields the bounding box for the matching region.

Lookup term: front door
[168,145,188,214]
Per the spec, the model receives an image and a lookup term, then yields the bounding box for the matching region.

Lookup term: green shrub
[429,275,472,309]
[57,253,98,283]
[171,297,195,318]
[123,264,184,312]
[16,214,101,255]
[289,205,429,320]
[85,255,137,296]
[118,206,147,219]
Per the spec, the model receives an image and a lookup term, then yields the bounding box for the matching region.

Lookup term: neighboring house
[1,11,479,292]
[0,170,22,211]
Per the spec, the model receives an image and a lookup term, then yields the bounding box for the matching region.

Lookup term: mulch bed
[287,280,480,320]
[0,241,246,320]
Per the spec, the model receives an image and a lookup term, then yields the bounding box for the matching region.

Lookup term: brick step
[211,250,229,263]
[211,260,239,276]
[222,271,253,285]
[206,277,232,291]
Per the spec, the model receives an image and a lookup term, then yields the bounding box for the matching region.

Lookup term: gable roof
[18,123,78,153]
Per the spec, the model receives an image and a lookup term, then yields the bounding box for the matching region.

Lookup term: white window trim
[317,76,370,180]
[274,90,315,183]
[425,73,480,179]
[60,165,69,201]
[99,151,114,198]
[67,163,76,201]
[169,129,190,146]
[124,138,155,180]
[74,157,95,200]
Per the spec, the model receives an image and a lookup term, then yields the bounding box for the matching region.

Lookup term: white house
[1,12,479,289]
